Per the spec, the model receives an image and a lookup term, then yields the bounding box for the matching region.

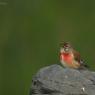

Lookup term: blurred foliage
[0,0,95,95]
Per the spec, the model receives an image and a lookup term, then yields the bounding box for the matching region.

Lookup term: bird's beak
[65,48,69,52]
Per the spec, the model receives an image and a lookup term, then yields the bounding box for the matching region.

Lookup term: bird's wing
[73,50,89,68]
[73,50,81,63]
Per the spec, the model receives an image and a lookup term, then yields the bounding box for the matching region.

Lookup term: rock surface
[30,64,95,95]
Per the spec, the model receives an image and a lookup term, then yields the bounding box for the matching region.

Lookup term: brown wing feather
[73,50,81,63]
[73,50,88,69]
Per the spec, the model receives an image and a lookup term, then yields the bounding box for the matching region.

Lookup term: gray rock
[30,64,95,95]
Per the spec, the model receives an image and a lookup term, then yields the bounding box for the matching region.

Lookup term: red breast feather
[60,53,73,64]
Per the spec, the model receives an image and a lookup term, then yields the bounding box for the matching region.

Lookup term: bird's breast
[60,53,73,64]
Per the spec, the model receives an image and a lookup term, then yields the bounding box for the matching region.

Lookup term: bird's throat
[60,53,73,64]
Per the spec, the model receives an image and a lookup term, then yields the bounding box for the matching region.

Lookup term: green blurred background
[0,0,95,95]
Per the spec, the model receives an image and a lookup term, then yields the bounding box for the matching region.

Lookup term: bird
[60,42,88,69]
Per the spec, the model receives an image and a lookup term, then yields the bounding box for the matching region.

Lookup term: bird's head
[60,42,73,54]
